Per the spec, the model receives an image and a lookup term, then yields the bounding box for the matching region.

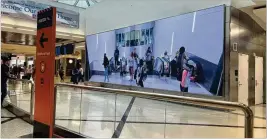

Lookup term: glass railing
[53,83,257,138]
[4,80,265,138]
[6,79,34,117]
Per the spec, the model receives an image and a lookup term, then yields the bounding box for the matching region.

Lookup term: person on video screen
[128,53,134,81]
[103,53,110,82]
[136,59,147,87]
[132,48,139,60]
[114,48,120,67]
[176,47,188,81]
[164,51,170,61]
[145,47,153,74]
[146,47,152,61]
[180,61,194,92]
[132,48,139,80]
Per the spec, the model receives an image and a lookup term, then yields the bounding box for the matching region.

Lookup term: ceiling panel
[1,43,36,55]
[1,42,85,56]
[253,8,266,23]
[76,0,89,8]
[52,0,100,8]
[57,0,77,5]
[1,31,69,46]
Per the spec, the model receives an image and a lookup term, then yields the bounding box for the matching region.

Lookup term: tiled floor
[1,109,16,118]
[1,109,33,138]
[1,118,33,138]
[2,82,266,138]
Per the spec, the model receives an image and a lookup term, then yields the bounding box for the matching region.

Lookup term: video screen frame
[85,5,226,97]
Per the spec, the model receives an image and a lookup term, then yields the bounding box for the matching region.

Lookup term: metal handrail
[9,78,33,84]
[55,83,254,138]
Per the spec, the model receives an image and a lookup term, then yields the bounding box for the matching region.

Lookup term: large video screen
[86,6,225,96]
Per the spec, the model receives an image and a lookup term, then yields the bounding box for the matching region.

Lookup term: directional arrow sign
[34,7,56,138]
[39,33,48,48]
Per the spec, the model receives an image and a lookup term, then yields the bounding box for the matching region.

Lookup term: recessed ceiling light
[69,59,73,64]
[72,35,84,39]
[75,45,84,48]
[57,33,70,36]
[17,28,35,31]
[2,26,13,29]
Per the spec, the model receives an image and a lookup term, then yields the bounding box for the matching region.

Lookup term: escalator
[108,57,115,74]
[120,57,128,76]
[185,59,204,83]
[153,57,170,77]
[109,57,128,76]
[154,56,204,82]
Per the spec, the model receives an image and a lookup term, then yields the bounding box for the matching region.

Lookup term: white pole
[105,41,107,53]
[192,12,196,32]
[171,32,174,56]
[96,34,99,51]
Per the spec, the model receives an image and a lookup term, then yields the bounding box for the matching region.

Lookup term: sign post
[34,7,56,138]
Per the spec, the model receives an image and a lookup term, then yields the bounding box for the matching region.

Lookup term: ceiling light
[2,26,13,29]
[75,45,84,48]
[72,35,84,39]
[69,59,73,64]
[57,33,70,36]
[17,28,35,31]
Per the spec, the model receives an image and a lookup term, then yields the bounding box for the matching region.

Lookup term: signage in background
[34,7,56,138]
[55,43,75,56]
[1,0,79,28]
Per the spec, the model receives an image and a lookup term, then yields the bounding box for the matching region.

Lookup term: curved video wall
[86,5,225,96]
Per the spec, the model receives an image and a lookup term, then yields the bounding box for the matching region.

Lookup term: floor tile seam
[112,97,136,138]
[1,117,17,124]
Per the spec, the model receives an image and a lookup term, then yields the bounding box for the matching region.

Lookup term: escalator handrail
[54,83,254,138]
[154,57,164,70]
[109,57,114,62]
[155,57,164,63]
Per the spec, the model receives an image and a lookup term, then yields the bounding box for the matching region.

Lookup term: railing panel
[54,83,254,138]
[7,79,34,115]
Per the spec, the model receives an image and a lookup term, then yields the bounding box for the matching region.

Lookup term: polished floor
[1,109,33,138]
[89,73,212,95]
[2,81,266,138]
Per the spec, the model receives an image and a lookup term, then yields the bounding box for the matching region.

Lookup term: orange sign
[33,7,56,138]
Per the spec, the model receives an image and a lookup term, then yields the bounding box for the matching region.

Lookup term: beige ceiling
[253,7,266,23]
[240,0,266,30]
[1,42,85,56]
[1,43,36,56]
[252,0,266,23]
